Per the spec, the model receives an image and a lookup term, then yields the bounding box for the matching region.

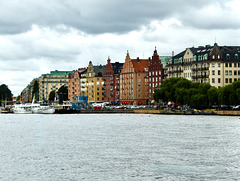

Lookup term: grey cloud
[0,0,235,35]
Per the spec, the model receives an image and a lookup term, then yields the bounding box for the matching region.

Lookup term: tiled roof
[131,59,149,72]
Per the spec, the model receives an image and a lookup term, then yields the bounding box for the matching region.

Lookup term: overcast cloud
[0,0,240,95]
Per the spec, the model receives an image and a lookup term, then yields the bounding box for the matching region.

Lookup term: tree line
[153,78,240,109]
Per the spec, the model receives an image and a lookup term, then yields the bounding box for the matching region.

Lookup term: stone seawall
[213,110,240,116]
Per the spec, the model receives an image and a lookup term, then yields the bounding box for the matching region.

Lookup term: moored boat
[32,105,55,114]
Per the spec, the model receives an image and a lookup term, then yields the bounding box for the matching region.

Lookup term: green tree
[191,94,208,110]
[49,90,56,102]
[207,86,218,107]
[32,80,39,101]
[57,85,68,101]
[0,84,12,101]
[153,88,167,103]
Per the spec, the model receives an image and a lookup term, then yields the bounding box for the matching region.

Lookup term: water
[0,114,240,180]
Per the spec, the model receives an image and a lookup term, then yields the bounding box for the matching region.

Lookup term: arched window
[212,55,215,59]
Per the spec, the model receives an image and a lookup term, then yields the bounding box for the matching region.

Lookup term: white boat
[12,103,37,114]
[32,105,55,114]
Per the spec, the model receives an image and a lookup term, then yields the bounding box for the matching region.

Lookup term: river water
[0,114,240,180]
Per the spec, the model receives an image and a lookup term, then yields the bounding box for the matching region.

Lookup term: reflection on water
[0,114,240,180]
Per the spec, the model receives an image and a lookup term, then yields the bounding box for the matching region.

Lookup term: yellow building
[39,70,73,101]
[84,61,106,104]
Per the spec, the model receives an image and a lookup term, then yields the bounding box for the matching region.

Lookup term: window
[234,71,237,75]
[234,78,237,82]
[238,70,240,75]
[218,55,220,59]
[225,63,228,67]
[212,55,215,59]
[212,78,215,83]
[229,78,232,83]
[235,54,239,60]
[229,70,232,75]
[212,70,215,75]
[218,70,221,75]
[138,84,141,87]
[229,63,232,67]
[218,78,221,83]
[234,63,237,67]
[212,63,215,67]
[225,70,228,75]
[225,78,228,83]
[218,63,221,67]
[138,79,141,82]
[226,54,230,59]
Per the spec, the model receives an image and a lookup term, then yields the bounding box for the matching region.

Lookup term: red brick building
[103,57,123,104]
[148,47,164,101]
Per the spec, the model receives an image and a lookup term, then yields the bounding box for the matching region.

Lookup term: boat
[32,105,55,114]
[12,103,36,114]
[0,106,13,114]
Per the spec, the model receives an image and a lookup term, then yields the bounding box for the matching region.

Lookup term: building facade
[120,51,149,105]
[103,57,123,104]
[148,48,164,101]
[85,61,106,104]
[39,70,73,101]
[68,68,87,102]
[165,43,240,88]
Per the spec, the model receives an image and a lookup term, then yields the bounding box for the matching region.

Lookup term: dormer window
[235,54,239,60]
[226,54,230,59]
[218,55,220,59]
[212,55,215,59]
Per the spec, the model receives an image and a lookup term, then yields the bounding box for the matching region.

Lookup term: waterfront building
[120,51,149,105]
[68,68,87,102]
[103,57,123,104]
[85,61,106,104]
[39,70,73,101]
[165,43,240,87]
[20,85,31,102]
[148,48,165,101]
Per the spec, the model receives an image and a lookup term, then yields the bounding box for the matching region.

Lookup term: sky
[0,0,240,96]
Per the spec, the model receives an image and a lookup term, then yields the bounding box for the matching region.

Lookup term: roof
[48,70,73,75]
[131,59,149,72]
[93,65,106,77]
[111,62,123,74]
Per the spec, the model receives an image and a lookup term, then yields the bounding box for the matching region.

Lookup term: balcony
[173,69,183,73]
[197,74,209,78]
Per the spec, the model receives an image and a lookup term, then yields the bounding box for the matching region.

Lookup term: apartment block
[39,70,73,101]
[165,43,240,87]
[84,61,106,104]
[68,68,87,102]
[120,51,149,105]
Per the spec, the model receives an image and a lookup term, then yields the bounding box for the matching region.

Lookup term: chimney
[172,51,174,57]
[137,57,140,63]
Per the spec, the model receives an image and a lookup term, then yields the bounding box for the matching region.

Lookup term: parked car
[130,105,140,109]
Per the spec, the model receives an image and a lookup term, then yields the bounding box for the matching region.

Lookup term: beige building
[39,70,73,101]
[165,43,240,88]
